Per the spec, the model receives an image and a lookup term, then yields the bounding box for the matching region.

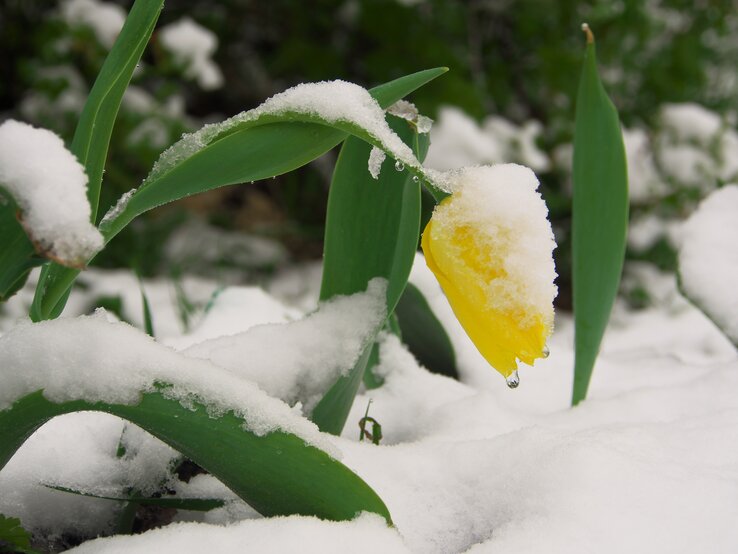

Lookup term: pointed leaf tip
[581,23,594,44]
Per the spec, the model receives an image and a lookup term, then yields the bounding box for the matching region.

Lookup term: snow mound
[0,119,103,266]
[679,184,738,343]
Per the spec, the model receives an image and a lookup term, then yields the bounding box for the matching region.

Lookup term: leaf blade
[571,30,629,405]
[0,390,391,523]
[311,117,426,434]
[394,283,458,379]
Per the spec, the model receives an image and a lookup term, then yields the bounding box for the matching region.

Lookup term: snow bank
[67,513,407,554]
[2,262,737,552]
[183,279,387,412]
[60,0,126,48]
[622,127,665,203]
[166,286,301,350]
[337,262,738,553]
[0,119,103,265]
[159,17,224,90]
[678,185,738,343]
[660,102,723,144]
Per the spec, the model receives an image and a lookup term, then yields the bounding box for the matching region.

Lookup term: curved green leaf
[0,390,390,523]
[311,117,427,435]
[30,0,163,318]
[73,0,164,219]
[31,69,447,322]
[571,27,629,405]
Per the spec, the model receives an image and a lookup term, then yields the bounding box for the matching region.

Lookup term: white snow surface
[60,0,126,48]
[67,513,407,554]
[678,185,738,342]
[622,127,666,203]
[166,286,301,350]
[0,119,103,265]
[1,260,738,552]
[660,102,723,144]
[182,279,386,412]
[159,17,224,90]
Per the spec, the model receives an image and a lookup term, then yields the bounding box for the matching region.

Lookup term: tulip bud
[421,164,557,378]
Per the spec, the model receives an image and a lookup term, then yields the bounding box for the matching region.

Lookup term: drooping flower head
[421,164,557,378]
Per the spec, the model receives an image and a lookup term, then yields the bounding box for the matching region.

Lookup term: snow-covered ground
[1,256,736,553]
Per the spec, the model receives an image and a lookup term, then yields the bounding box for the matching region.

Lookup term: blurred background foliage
[1,0,737,309]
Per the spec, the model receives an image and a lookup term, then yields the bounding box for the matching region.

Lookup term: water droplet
[412,175,420,183]
[394,160,405,172]
[506,370,520,389]
[542,345,550,358]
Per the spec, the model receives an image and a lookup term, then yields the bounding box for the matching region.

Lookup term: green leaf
[311,117,427,435]
[73,0,164,220]
[137,275,155,337]
[0,201,42,303]
[0,390,390,523]
[30,0,163,320]
[30,69,448,322]
[4,2,161,304]
[571,26,628,405]
[394,283,458,379]
[43,485,224,511]
[0,514,33,552]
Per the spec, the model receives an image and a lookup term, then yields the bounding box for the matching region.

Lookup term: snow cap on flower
[422,164,557,377]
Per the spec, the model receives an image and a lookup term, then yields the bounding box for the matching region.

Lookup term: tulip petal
[421,164,556,379]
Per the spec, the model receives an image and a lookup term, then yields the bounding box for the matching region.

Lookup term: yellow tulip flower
[421,165,557,383]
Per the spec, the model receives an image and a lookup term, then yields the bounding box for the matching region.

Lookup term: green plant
[0,0,444,526]
[0,1,624,541]
[571,25,629,405]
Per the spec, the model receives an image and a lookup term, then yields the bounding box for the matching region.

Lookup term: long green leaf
[3,2,162,306]
[73,0,164,219]
[0,390,390,523]
[571,26,628,405]
[43,485,225,511]
[29,0,163,319]
[311,117,427,435]
[30,69,447,322]
[394,283,457,379]
[0,201,42,302]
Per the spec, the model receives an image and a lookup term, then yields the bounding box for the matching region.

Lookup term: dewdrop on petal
[421,164,557,380]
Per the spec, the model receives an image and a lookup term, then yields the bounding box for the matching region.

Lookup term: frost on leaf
[368,147,387,180]
[0,120,103,267]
